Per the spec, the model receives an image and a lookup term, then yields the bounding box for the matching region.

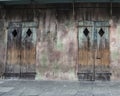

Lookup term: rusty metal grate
[12,29,17,37]
[26,28,32,36]
[83,28,89,37]
[99,28,105,37]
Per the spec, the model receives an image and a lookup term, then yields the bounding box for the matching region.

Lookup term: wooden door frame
[5,22,37,79]
[77,20,111,81]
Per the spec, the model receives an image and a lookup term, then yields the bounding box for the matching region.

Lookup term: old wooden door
[5,22,37,79]
[21,22,37,79]
[6,22,22,78]
[77,21,111,81]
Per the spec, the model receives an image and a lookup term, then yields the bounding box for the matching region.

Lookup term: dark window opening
[26,28,32,37]
[99,28,105,37]
[12,29,17,37]
[83,28,89,37]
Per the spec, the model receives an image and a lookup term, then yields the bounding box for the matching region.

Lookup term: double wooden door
[5,22,37,79]
[77,21,111,81]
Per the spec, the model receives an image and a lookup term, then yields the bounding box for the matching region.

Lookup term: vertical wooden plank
[95,21,110,73]
[0,20,5,77]
[6,22,22,77]
[78,21,94,80]
[21,22,37,74]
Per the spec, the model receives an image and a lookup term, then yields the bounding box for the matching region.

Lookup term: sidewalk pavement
[0,79,119,96]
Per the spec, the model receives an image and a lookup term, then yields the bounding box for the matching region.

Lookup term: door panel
[95,22,110,80]
[78,21,94,80]
[21,22,36,74]
[6,22,22,77]
[77,21,111,81]
[5,22,37,79]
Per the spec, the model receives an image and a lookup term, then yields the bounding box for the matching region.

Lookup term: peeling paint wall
[0,3,120,80]
[110,18,120,80]
[36,9,77,80]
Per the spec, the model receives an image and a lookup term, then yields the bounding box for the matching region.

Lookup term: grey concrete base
[0,80,119,96]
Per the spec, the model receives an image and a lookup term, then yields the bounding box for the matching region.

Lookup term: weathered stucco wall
[110,18,120,80]
[0,3,120,80]
[36,9,77,80]
[2,5,78,80]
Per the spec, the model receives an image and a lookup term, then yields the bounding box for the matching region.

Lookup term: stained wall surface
[0,3,119,80]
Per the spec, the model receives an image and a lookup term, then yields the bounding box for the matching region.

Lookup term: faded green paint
[56,39,64,51]
[78,21,94,48]
[112,51,119,60]
[41,54,48,67]
[22,22,37,46]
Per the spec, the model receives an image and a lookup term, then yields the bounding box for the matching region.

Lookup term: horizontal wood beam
[0,0,120,5]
